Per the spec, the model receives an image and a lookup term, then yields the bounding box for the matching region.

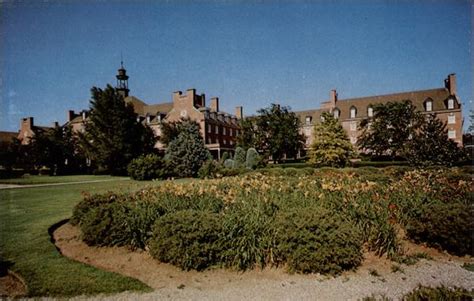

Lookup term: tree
[242,104,305,163]
[469,110,474,134]
[165,119,211,178]
[358,100,422,158]
[233,146,246,168]
[405,114,467,166]
[236,117,258,150]
[308,112,354,167]
[79,85,156,175]
[31,125,82,174]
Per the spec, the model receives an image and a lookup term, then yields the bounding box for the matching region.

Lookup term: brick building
[295,74,463,156]
[66,64,243,159]
[17,65,463,161]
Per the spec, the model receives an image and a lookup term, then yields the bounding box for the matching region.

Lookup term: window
[223,127,226,135]
[448,130,456,139]
[350,121,357,131]
[230,128,233,136]
[207,124,212,133]
[368,107,373,117]
[350,107,357,119]
[448,98,454,109]
[223,139,227,145]
[215,126,219,134]
[333,109,340,119]
[305,116,312,125]
[448,114,455,124]
[425,100,433,112]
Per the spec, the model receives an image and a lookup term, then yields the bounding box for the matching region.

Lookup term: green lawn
[0,177,164,297]
[0,174,125,185]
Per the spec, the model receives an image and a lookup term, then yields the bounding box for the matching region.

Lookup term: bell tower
[116,60,130,98]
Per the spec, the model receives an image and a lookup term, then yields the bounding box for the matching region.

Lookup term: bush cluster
[72,167,473,274]
[127,154,167,180]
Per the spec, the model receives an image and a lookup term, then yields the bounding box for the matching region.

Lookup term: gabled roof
[0,131,18,144]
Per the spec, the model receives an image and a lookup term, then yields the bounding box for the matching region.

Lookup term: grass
[0,174,124,185]
[0,176,167,297]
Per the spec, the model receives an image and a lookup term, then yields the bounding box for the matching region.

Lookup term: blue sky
[1,1,472,132]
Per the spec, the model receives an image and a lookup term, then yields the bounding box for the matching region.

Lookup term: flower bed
[71,167,473,274]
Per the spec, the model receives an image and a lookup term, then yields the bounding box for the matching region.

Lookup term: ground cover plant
[0,177,163,297]
[72,166,473,274]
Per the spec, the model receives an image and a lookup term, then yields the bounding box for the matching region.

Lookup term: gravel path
[59,260,473,301]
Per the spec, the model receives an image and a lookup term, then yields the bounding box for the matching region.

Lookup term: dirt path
[52,223,473,301]
[0,178,128,190]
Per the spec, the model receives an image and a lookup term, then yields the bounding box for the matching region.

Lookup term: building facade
[295,73,463,154]
[17,66,463,160]
[66,65,243,159]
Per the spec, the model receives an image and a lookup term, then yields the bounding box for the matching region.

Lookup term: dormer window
[425,99,433,112]
[305,116,312,125]
[350,107,357,119]
[333,109,340,119]
[447,98,454,109]
[367,107,373,117]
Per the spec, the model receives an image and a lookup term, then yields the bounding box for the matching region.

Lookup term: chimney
[235,106,243,119]
[81,111,87,121]
[330,89,338,108]
[68,110,76,121]
[210,97,219,112]
[21,117,34,130]
[53,121,59,128]
[186,88,196,98]
[445,74,457,96]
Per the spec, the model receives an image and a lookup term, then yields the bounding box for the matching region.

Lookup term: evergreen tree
[358,100,422,158]
[80,85,155,174]
[233,146,246,168]
[309,112,353,167]
[405,114,467,166]
[165,119,211,178]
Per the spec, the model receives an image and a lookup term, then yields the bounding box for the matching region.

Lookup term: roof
[334,88,453,120]
[0,131,18,144]
[125,96,147,115]
[296,87,456,122]
[125,95,173,116]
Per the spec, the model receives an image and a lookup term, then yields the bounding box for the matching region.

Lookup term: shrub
[127,154,167,180]
[70,192,121,225]
[219,198,277,270]
[403,286,473,301]
[224,159,235,169]
[233,147,246,168]
[149,210,222,271]
[274,206,363,274]
[198,160,222,179]
[405,201,474,256]
[245,148,261,170]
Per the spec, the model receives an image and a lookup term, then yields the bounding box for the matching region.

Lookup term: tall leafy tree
[358,100,422,158]
[80,85,155,174]
[31,125,82,174]
[236,117,257,150]
[165,119,211,177]
[309,112,354,167]
[245,104,304,162]
[405,114,467,166]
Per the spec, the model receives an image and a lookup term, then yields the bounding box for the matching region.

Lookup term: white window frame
[350,107,357,119]
[305,116,312,125]
[368,107,373,117]
[448,98,454,109]
[448,130,456,139]
[448,114,455,124]
[333,109,340,119]
[215,125,219,134]
[223,127,226,135]
[207,124,211,133]
[350,121,357,131]
[426,100,433,112]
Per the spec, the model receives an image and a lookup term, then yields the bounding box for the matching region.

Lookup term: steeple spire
[116,57,129,98]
